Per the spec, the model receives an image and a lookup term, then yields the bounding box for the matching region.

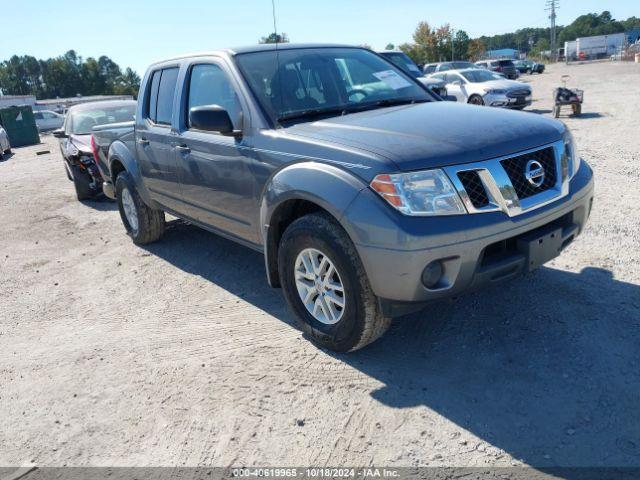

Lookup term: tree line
[0,50,140,99]
[395,11,640,65]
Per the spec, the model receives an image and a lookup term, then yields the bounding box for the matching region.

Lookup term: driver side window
[187,64,242,129]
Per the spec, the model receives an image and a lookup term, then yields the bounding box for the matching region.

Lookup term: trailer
[564,40,577,60]
[576,33,626,60]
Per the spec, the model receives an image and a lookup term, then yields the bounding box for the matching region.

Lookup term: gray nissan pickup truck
[92,44,594,352]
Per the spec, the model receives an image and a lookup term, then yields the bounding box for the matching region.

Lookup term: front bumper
[343,160,594,313]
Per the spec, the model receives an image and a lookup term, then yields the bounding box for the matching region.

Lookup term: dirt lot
[1,61,639,469]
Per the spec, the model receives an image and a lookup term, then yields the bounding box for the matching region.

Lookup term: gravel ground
[1,61,639,469]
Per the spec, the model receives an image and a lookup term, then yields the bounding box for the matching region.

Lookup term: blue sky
[2,0,638,75]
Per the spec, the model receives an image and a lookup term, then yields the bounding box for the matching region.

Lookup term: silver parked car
[33,110,65,132]
[422,61,476,74]
[430,68,531,109]
[0,126,11,159]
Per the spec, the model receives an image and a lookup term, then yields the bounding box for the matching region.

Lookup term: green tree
[453,30,470,60]
[113,68,141,97]
[385,43,395,50]
[466,39,486,61]
[0,50,139,98]
[259,32,289,44]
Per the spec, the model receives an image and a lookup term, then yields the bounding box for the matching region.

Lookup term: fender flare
[108,140,155,207]
[260,162,367,287]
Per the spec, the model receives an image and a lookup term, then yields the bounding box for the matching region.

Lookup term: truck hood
[284,101,563,171]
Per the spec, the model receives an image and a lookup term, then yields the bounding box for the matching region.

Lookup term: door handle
[137,138,149,146]
[175,145,191,153]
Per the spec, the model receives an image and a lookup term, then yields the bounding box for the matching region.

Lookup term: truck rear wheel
[115,171,165,245]
[278,212,390,352]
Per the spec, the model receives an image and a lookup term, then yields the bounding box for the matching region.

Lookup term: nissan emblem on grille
[525,160,545,187]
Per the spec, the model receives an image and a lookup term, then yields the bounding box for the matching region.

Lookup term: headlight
[485,88,506,95]
[370,170,466,216]
[67,142,80,157]
[563,129,580,178]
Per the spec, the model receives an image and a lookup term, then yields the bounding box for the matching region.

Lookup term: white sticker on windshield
[373,70,412,90]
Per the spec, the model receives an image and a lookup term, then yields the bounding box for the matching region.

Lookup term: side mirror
[52,128,68,138]
[189,105,241,137]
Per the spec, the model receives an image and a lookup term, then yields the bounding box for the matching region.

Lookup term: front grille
[500,147,557,200]
[507,89,531,98]
[458,170,490,208]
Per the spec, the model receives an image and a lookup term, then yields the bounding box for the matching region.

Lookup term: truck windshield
[235,47,432,124]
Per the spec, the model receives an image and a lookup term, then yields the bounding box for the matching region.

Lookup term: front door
[173,61,257,243]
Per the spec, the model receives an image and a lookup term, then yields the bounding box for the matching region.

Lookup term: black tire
[5,148,11,155]
[115,171,165,245]
[70,164,95,200]
[468,95,484,106]
[278,212,390,352]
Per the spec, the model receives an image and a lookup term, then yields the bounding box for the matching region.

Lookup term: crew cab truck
[92,44,594,352]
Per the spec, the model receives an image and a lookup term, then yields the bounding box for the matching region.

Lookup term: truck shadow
[143,219,640,470]
[79,195,118,212]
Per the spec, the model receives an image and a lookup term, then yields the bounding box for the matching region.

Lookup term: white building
[0,95,36,109]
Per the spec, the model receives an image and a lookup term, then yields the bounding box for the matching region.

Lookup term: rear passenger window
[156,68,179,125]
[187,64,241,128]
[146,71,161,122]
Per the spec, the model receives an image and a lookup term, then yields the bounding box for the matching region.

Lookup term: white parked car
[0,126,11,159]
[33,110,65,131]
[430,68,532,109]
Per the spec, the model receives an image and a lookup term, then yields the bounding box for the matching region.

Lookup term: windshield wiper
[347,97,429,113]
[277,107,348,123]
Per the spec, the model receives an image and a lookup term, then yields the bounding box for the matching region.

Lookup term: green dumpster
[0,105,40,147]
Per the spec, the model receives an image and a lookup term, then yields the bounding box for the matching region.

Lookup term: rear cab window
[145,67,179,125]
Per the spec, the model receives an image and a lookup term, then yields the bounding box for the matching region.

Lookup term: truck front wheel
[115,171,165,245]
[278,212,390,352]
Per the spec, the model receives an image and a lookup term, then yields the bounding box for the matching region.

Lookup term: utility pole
[451,28,455,61]
[546,0,560,62]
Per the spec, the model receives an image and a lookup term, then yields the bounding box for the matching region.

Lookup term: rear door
[173,59,257,242]
[136,66,184,212]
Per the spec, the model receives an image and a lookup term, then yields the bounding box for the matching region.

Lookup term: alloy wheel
[294,248,346,325]
[121,187,139,233]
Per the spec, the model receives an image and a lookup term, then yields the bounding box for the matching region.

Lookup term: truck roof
[149,43,359,67]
